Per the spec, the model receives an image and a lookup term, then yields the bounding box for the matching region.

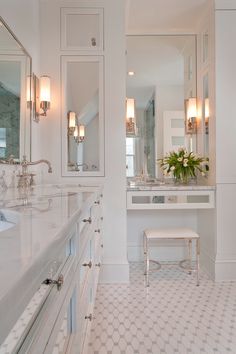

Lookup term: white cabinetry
[0,189,103,354]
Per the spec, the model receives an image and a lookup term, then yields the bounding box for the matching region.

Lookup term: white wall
[39,0,128,282]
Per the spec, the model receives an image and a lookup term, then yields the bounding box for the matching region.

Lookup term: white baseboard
[215,259,236,281]
[99,262,129,283]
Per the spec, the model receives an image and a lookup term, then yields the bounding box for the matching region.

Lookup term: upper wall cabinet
[61,8,104,51]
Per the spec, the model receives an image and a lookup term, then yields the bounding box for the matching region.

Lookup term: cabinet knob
[95,263,101,267]
[43,274,64,291]
[91,37,96,46]
[95,229,100,233]
[85,313,93,321]
[83,217,92,224]
[100,216,103,221]
[82,261,92,268]
[101,244,104,248]
[94,200,100,205]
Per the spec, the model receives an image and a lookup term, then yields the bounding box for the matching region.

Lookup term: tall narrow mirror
[126,35,197,179]
[203,73,209,157]
[0,17,31,161]
[61,56,104,176]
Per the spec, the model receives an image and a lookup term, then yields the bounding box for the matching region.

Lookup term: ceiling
[126,0,208,33]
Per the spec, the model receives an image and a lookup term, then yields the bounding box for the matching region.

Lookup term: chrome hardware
[100,194,103,198]
[100,216,103,221]
[82,261,92,268]
[85,313,93,321]
[17,155,52,188]
[83,217,92,224]
[94,200,100,205]
[91,37,96,46]
[95,229,100,233]
[95,263,101,267]
[43,274,64,291]
[101,244,104,248]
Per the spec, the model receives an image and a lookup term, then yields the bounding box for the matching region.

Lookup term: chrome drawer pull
[83,217,92,224]
[82,261,92,268]
[101,244,104,248]
[95,263,101,267]
[85,314,93,321]
[94,200,100,205]
[95,229,100,233]
[43,274,64,291]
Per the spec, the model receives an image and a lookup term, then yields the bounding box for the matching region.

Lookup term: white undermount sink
[0,210,20,232]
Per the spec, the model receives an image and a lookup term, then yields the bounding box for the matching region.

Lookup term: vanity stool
[143,228,200,287]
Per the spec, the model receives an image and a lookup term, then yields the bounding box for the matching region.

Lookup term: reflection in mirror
[0,17,31,161]
[203,73,209,156]
[126,35,197,180]
[62,56,104,176]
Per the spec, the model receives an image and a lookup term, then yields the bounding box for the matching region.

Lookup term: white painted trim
[99,263,129,283]
[215,0,236,10]
[215,259,236,281]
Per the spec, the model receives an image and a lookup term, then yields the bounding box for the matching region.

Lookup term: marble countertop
[0,183,101,343]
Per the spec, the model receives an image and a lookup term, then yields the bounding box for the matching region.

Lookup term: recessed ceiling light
[128,71,135,76]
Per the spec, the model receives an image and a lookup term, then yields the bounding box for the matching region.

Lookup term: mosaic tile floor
[88,263,236,354]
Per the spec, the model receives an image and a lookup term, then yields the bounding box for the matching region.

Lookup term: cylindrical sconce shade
[188,97,197,118]
[126,98,135,119]
[205,98,210,118]
[40,76,51,103]
[74,125,79,138]
[69,111,76,128]
[79,125,85,140]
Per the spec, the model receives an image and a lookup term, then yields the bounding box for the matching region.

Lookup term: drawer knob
[95,229,100,233]
[95,263,101,267]
[101,244,104,248]
[82,261,92,268]
[85,313,93,321]
[91,37,96,46]
[43,274,64,291]
[83,217,92,224]
[94,200,100,205]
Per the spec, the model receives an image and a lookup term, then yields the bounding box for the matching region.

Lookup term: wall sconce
[126,98,137,136]
[32,74,51,122]
[73,124,85,144]
[185,97,197,134]
[39,76,51,116]
[68,111,76,135]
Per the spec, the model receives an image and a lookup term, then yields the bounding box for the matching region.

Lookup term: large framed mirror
[0,17,31,161]
[126,35,197,180]
[61,55,104,176]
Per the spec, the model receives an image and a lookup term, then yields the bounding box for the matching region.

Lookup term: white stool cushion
[144,228,199,240]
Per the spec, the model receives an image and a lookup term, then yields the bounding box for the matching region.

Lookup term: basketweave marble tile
[88,263,236,354]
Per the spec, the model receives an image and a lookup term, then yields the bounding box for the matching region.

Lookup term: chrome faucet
[18,155,52,188]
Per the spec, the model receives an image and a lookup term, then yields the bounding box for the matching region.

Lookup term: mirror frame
[61,55,104,177]
[0,16,32,161]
